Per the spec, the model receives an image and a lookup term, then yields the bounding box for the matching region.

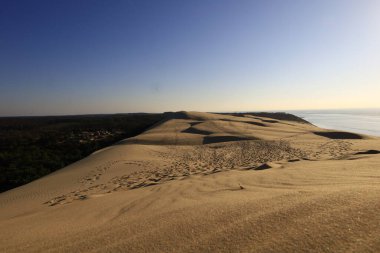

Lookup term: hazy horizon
[1,107,380,118]
[1,0,379,116]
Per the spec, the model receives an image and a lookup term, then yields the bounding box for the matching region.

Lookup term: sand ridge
[1,111,380,252]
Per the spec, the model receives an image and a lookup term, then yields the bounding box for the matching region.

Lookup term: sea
[290,109,380,137]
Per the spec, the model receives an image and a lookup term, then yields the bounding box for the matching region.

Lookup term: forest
[0,113,164,192]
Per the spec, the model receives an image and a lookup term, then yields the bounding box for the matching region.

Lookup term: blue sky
[1,0,379,116]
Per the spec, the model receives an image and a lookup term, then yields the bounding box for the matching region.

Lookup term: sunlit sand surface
[1,112,380,252]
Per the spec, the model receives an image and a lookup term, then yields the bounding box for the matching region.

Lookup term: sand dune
[1,111,380,252]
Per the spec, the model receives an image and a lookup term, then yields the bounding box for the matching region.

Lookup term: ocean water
[291,109,380,137]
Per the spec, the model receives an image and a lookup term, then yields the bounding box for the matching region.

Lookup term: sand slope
[1,111,380,252]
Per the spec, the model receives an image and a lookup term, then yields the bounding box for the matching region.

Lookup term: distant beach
[292,109,380,137]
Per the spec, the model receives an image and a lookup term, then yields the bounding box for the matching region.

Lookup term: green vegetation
[0,114,164,192]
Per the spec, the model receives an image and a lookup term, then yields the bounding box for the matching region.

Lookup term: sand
[1,111,380,252]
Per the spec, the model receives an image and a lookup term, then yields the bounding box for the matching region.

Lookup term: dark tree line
[0,113,164,192]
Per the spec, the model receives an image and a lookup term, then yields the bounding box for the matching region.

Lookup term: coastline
[291,109,380,137]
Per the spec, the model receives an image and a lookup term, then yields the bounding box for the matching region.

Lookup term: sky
[1,0,379,116]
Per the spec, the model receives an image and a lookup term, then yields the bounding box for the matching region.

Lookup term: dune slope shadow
[313,131,363,140]
[254,163,272,170]
[244,121,267,127]
[355,150,380,155]
[220,119,267,127]
[202,136,252,144]
[261,119,279,123]
[182,126,212,135]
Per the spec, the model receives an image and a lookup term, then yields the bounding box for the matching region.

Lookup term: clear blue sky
[1,0,379,116]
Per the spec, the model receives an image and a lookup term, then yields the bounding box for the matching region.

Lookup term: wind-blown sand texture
[1,111,380,252]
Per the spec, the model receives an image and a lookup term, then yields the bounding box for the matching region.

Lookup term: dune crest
[1,111,380,253]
